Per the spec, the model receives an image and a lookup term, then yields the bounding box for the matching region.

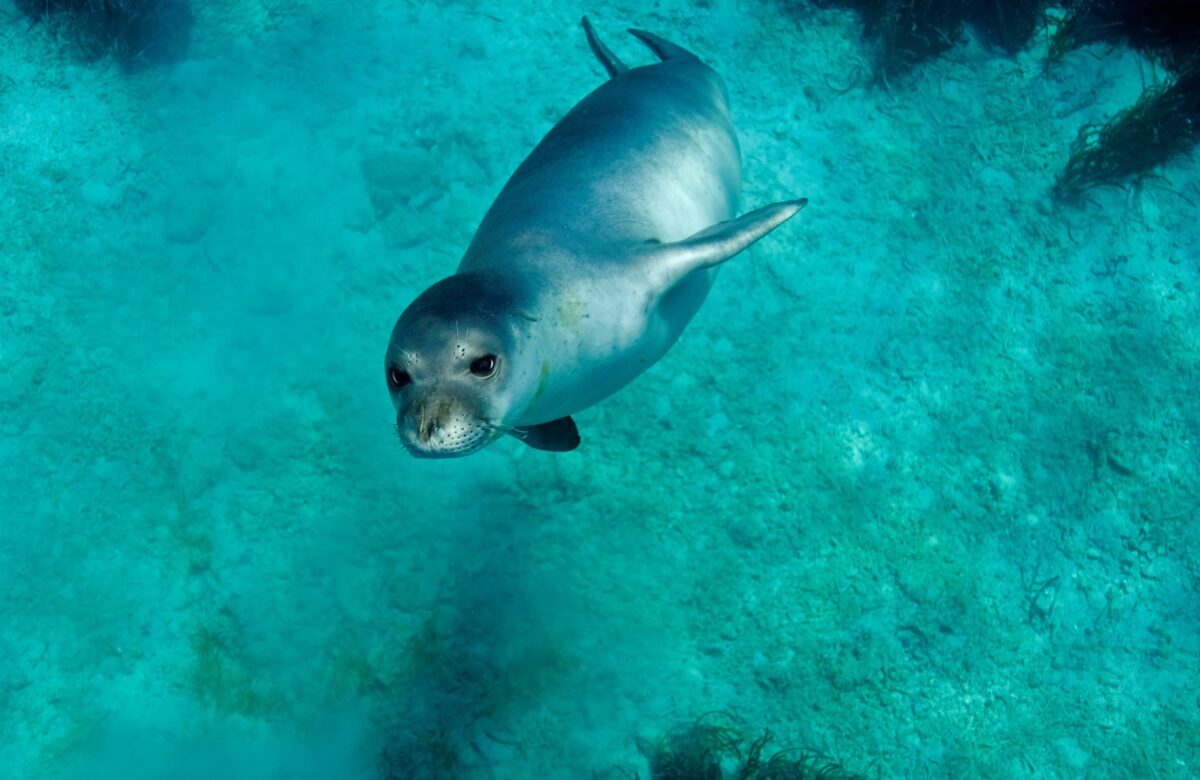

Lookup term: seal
[386,18,806,458]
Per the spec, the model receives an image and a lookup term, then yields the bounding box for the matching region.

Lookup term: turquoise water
[2,2,1198,778]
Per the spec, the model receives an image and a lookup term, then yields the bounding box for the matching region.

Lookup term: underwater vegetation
[807,0,1048,81]
[1054,61,1200,200]
[15,0,193,70]
[637,713,862,780]
[801,0,1200,198]
[1048,0,1200,69]
[189,615,287,718]
[1049,0,1200,199]
[378,730,461,780]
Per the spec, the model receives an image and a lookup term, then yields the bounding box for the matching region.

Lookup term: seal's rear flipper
[582,17,627,79]
[646,199,808,295]
[627,28,699,62]
[513,416,581,452]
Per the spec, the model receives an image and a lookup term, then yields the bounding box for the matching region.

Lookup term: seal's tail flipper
[582,17,627,79]
[645,199,808,295]
[627,27,699,62]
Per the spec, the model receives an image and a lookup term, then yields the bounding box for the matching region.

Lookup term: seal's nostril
[412,402,436,443]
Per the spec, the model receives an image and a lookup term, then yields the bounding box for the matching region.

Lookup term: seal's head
[386,272,532,458]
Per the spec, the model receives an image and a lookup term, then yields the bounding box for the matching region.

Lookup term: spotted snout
[396,395,495,458]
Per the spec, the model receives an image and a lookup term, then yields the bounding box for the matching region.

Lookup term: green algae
[639,714,863,780]
[1054,63,1200,200]
[808,0,1048,82]
[189,616,286,719]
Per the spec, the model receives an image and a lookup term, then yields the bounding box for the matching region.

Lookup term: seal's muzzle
[396,395,494,458]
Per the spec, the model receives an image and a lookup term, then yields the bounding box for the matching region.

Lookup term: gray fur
[386,21,804,458]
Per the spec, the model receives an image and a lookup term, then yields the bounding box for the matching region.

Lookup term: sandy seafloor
[1,0,1198,777]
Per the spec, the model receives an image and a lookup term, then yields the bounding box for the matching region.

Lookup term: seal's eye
[470,354,497,377]
[387,366,411,389]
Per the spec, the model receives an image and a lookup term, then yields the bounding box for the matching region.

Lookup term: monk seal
[386,18,805,458]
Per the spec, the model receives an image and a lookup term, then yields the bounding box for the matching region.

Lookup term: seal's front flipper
[647,199,808,295]
[513,416,581,452]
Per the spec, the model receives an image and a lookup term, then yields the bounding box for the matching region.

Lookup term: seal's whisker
[486,420,526,439]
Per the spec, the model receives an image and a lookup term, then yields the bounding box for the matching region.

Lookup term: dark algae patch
[1048,0,1200,68]
[637,713,863,780]
[803,0,1049,81]
[1054,62,1200,200]
[16,0,193,70]
[1048,0,1200,199]
[793,0,1200,197]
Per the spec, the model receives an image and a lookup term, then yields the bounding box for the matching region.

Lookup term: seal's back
[458,24,742,274]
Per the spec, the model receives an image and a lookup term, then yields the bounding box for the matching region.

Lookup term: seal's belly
[514,263,716,425]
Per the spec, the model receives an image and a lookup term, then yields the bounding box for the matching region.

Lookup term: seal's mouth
[395,400,497,459]
[398,425,490,459]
